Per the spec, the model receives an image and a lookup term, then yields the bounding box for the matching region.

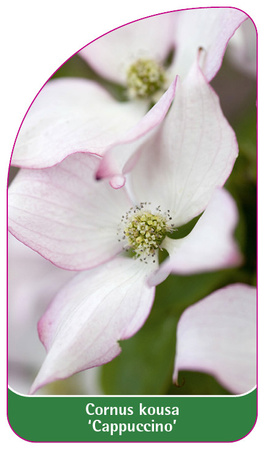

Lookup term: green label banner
[7,388,257,442]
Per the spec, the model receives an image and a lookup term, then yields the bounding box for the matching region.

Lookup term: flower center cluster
[119,203,174,261]
[126,58,166,99]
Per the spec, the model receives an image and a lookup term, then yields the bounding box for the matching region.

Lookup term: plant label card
[7,5,257,444]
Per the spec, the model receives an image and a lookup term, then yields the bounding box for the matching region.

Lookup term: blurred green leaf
[169,371,231,395]
[51,54,128,101]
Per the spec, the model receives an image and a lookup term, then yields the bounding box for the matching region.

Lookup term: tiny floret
[119,203,174,260]
[127,58,166,99]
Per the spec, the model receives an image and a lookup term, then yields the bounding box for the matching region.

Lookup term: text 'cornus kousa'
[10,8,247,170]
[9,52,243,394]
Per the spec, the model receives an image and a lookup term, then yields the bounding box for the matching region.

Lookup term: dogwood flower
[174,283,256,394]
[9,55,242,393]
[80,8,247,97]
[11,8,247,170]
